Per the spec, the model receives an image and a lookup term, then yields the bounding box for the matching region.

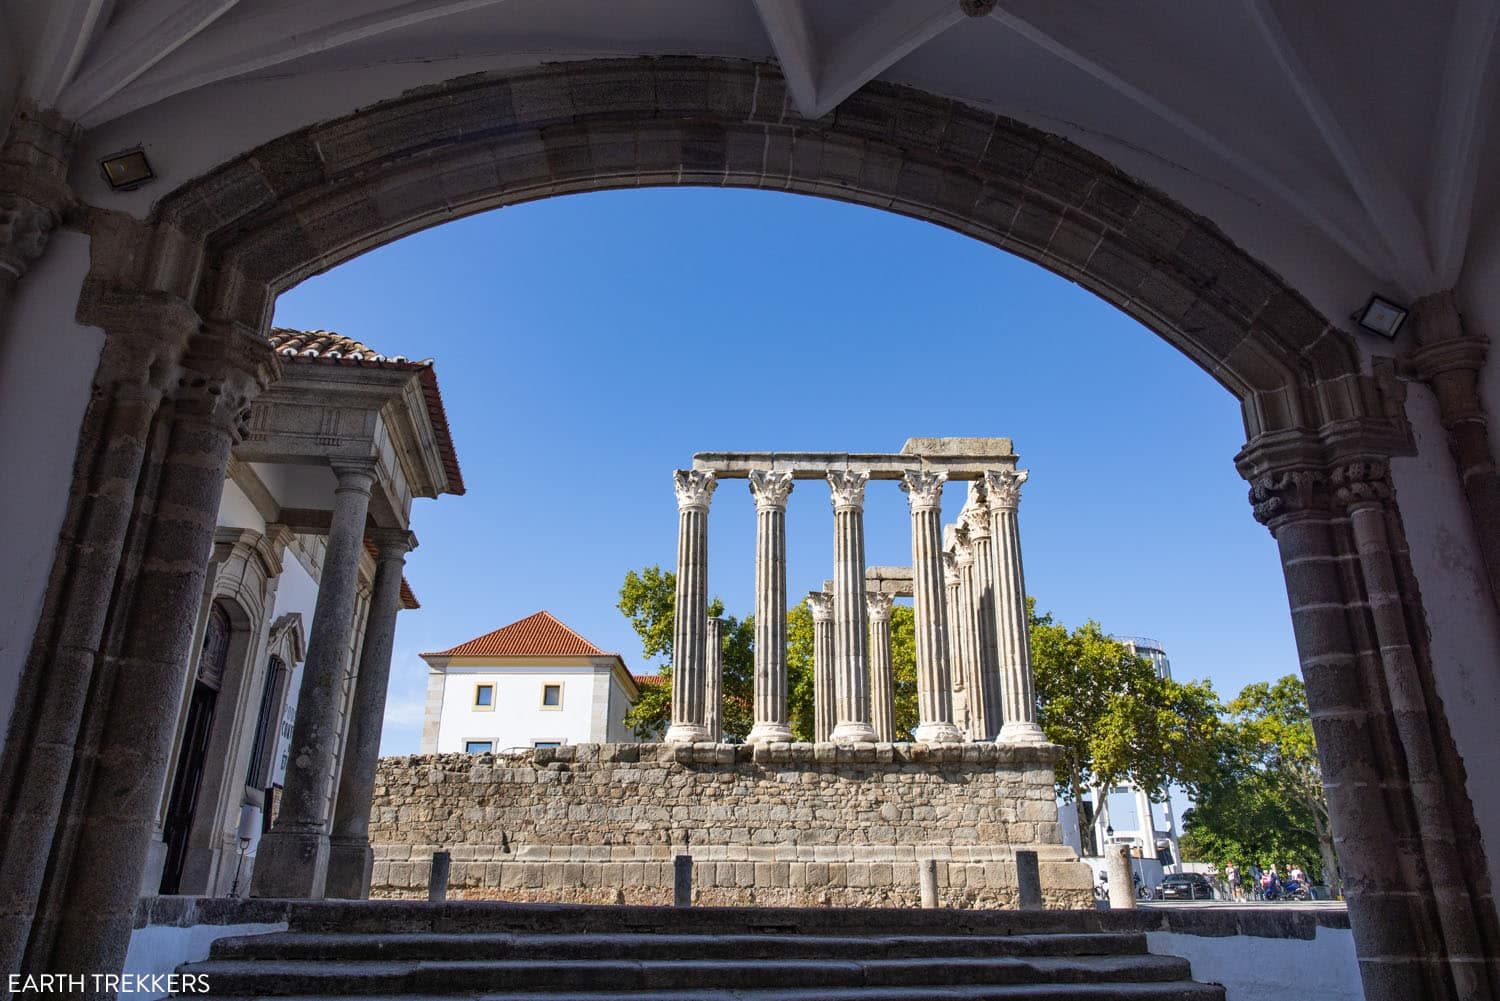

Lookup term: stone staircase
[178,901,1225,1000]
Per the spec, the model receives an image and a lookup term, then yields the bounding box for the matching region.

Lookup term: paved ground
[1137,900,1346,911]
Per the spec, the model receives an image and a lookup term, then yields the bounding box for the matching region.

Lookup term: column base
[249,827,330,899]
[324,835,374,900]
[831,721,878,743]
[746,722,795,743]
[664,722,710,744]
[997,721,1049,744]
[914,721,965,743]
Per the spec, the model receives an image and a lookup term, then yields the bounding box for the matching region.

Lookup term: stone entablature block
[367,742,1092,909]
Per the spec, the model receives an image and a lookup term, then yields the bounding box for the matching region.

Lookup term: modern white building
[421,611,640,753]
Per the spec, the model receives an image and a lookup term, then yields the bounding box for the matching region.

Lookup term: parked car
[1156,872,1214,901]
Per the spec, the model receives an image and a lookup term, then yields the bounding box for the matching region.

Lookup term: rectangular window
[464,740,493,754]
[533,740,561,749]
[540,683,562,708]
[473,683,494,709]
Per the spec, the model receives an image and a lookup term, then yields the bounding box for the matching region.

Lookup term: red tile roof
[268,328,465,495]
[425,611,614,659]
[633,674,663,685]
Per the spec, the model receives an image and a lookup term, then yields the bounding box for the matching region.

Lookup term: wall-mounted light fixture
[99,147,155,191]
[1353,294,1409,339]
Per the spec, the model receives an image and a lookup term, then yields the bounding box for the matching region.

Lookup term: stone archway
[3,57,1496,1001]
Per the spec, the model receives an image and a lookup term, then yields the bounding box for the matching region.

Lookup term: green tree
[1030,602,1223,854]
[1180,675,1340,895]
[783,597,917,741]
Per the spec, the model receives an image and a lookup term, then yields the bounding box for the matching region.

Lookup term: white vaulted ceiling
[4,0,1499,365]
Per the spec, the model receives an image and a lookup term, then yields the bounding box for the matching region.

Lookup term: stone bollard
[1015,850,1042,910]
[428,851,451,902]
[674,854,693,907]
[1107,846,1135,911]
[919,859,939,908]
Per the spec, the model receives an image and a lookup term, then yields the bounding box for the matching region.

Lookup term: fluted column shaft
[327,529,416,899]
[867,593,896,741]
[253,458,378,898]
[942,552,967,734]
[748,470,794,743]
[666,470,715,743]
[964,498,1003,740]
[903,470,962,743]
[705,617,724,741]
[954,542,982,740]
[828,471,876,742]
[808,592,835,742]
[986,469,1046,743]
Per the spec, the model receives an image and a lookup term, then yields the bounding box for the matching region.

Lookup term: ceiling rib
[1426,0,1500,288]
[79,0,513,128]
[751,0,819,118]
[27,0,115,108]
[1240,0,1433,295]
[807,0,964,119]
[57,0,240,121]
[987,2,1393,282]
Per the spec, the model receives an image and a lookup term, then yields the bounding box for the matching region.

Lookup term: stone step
[181,954,1197,995]
[209,931,1150,963]
[201,985,1225,1001]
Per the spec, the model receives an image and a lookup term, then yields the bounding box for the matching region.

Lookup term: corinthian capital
[867,592,895,622]
[900,469,947,511]
[673,469,717,511]
[982,468,1030,510]
[174,321,281,440]
[961,501,991,540]
[806,591,834,623]
[827,469,870,511]
[748,469,795,510]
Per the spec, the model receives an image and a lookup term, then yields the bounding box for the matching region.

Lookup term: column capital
[827,469,870,511]
[748,468,795,510]
[867,592,895,622]
[1247,467,1330,530]
[942,551,961,587]
[961,502,991,540]
[369,528,418,561]
[806,591,834,623]
[900,468,947,511]
[1332,460,1393,512]
[331,456,381,485]
[982,468,1029,510]
[673,468,717,511]
[172,320,281,440]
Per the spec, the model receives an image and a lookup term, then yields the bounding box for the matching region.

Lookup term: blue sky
[272,187,1299,756]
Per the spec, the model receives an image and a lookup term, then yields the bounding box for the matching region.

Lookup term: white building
[421,611,640,753]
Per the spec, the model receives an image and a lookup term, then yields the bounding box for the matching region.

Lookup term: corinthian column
[902,470,962,743]
[666,469,715,743]
[867,593,896,741]
[953,529,982,739]
[327,529,416,899]
[705,617,724,741]
[985,469,1046,743]
[747,470,794,743]
[807,591,835,742]
[827,471,876,743]
[963,491,1003,740]
[942,547,968,735]
[253,456,380,898]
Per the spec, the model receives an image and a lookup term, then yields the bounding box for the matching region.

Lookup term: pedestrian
[1249,863,1263,900]
[1225,862,1240,902]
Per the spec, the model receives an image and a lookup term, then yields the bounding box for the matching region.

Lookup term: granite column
[704,617,724,742]
[326,529,416,899]
[807,592,835,742]
[665,470,715,743]
[867,593,896,741]
[253,457,380,897]
[986,469,1046,743]
[963,493,1003,740]
[827,470,876,742]
[747,470,794,743]
[902,470,961,743]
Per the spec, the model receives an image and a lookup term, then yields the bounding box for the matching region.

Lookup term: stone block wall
[369,742,1093,908]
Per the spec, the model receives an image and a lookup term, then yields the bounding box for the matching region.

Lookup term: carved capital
[0,193,56,277]
[942,551,961,587]
[982,468,1029,510]
[82,287,201,396]
[369,528,419,561]
[673,469,717,511]
[961,501,991,540]
[173,320,281,440]
[806,591,834,623]
[900,468,947,511]
[1332,460,1393,511]
[1247,469,1328,528]
[748,468,795,511]
[827,469,870,511]
[867,592,895,622]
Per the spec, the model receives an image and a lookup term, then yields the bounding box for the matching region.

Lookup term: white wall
[0,232,104,751]
[435,664,602,752]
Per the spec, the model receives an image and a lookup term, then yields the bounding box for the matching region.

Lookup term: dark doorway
[159,602,231,894]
